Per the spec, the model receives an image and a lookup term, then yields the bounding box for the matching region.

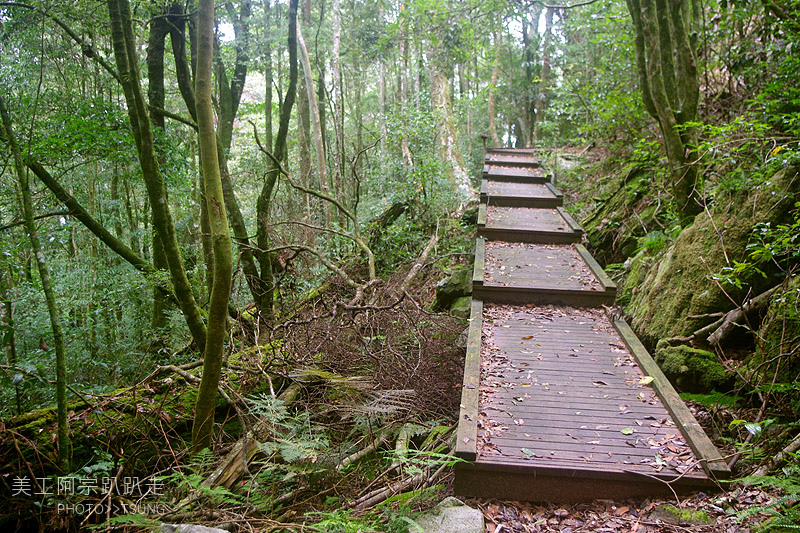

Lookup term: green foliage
[737,462,800,531]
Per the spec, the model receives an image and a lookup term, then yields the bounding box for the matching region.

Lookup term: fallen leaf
[639,376,655,385]
[621,427,634,435]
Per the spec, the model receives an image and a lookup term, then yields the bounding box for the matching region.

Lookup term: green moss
[626,165,799,345]
[755,275,800,381]
[651,504,713,526]
[654,343,734,393]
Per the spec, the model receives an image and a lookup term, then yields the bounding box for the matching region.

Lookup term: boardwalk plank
[455,147,726,502]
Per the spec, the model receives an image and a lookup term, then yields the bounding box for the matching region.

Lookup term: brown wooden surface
[614,319,731,479]
[486,152,541,167]
[480,181,563,208]
[486,206,572,232]
[456,147,724,502]
[475,304,711,486]
[455,299,484,461]
[486,165,548,181]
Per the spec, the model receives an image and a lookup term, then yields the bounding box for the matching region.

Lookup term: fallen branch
[352,461,449,511]
[708,285,782,346]
[400,230,439,291]
[754,432,800,477]
[203,382,303,489]
[336,430,391,473]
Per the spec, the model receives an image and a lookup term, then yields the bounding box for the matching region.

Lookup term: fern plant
[738,461,800,531]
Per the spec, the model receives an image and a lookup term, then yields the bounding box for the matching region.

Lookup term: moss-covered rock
[625,165,799,345]
[581,167,660,265]
[650,504,714,526]
[755,274,800,382]
[449,296,472,319]
[654,343,734,393]
[434,267,473,310]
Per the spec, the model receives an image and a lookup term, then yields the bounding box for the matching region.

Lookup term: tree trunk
[297,21,331,223]
[216,1,251,152]
[263,0,273,150]
[488,28,502,147]
[106,0,207,350]
[192,0,234,453]
[429,63,473,204]
[534,8,554,143]
[256,0,298,319]
[332,0,344,220]
[0,92,70,471]
[627,0,701,223]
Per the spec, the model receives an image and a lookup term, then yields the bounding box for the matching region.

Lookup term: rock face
[434,267,473,310]
[417,496,485,533]
[624,164,799,346]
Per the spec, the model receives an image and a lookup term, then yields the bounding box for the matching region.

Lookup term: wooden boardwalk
[455,148,730,503]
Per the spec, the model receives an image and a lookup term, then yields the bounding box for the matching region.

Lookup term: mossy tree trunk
[0,93,70,471]
[106,0,207,350]
[626,0,702,224]
[192,0,234,453]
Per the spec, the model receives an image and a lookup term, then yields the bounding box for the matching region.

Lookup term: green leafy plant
[737,461,800,531]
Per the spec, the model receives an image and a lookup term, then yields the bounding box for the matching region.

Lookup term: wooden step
[478,205,583,244]
[483,165,550,183]
[480,179,563,208]
[485,152,541,168]
[472,238,616,306]
[454,302,729,503]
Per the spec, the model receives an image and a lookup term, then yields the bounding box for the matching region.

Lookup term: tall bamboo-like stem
[192,0,234,453]
[297,21,331,224]
[0,93,69,470]
[106,0,206,349]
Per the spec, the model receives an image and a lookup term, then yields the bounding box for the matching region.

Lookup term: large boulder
[625,165,799,346]
[434,267,473,310]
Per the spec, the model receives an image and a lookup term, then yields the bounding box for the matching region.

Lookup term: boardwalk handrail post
[480,133,489,159]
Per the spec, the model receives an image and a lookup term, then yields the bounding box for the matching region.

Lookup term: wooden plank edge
[545,182,563,198]
[478,228,582,244]
[575,244,617,293]
[459,458,714,486]
[557,206,584,234]
[455,299,483,461]
[480,179,488,199]
[472,237,485,287]
[477,203,487,228]
[613,319,731,480]
[474,285,615,306]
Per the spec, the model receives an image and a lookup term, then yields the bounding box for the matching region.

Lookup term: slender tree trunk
[0,269,20,415]
[332,0,344,221]
[627,0,701,223]
[488,28,502,147]
[256,0,298,319]
[297,21,331,223]
[534,7,554,143]
[429,63,473,204]
[263,0,273,150]
[0,93,70,471]
[106,0,206,349]
[147,10,172,334]
[192,0,234,453]
[399,5,413,169]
